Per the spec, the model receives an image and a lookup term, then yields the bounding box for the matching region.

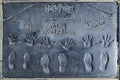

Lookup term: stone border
[0,4,3,61]
[0,2,3,79]
[1,0,116,3]
[0,78,119,80]
[0,0,119,80]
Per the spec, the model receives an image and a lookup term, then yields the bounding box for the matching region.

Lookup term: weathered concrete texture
[0,78,119,80]
[0,1,2,79]
[2,0,116,3]
[0,0,119,80]
[2,2,118,78]
[0,62,2,79]
[0,4,3,61]
[118,5,120,65]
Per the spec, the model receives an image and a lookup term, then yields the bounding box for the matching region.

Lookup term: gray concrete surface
[0,0,118,80]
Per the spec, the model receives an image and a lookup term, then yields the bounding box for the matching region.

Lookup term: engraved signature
[45,3,75,14]
[46,23,75,36]
[84,15,107,29]
[13,17,42,31]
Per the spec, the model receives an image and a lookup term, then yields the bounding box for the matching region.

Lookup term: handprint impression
[38,37,55,48]
[24,32,37,46]
[8,33,18,45]
[81,35,93,48]
[60,38,75,51]
[101,35,114,48]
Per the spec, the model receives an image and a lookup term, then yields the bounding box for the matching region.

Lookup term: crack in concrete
[3,4,34,22]
[87,4,113,17]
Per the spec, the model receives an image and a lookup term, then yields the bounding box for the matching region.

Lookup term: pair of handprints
[81,35,114,48]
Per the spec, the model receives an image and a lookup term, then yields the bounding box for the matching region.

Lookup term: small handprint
[101,35,114,48]
[81,35,93,47]
[8,33,18,45]
[38,37,55,48]
[60,38,75,51]
[24,32,37,46]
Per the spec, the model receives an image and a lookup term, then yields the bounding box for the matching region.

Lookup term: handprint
[24,32,37,46]
[38,37,55,48]
[60,38,75,51]
[101,35,114,48]
[8,33,18,45]
[81,35,93,47]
